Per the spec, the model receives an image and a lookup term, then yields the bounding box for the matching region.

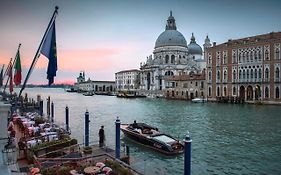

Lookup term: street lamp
[1,137,17,165]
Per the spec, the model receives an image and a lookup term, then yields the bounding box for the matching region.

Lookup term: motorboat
[121,123,184,155]
[83,91,94,96]
[191,98,207,103]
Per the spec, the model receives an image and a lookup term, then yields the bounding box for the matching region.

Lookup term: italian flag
[14,49,21,86]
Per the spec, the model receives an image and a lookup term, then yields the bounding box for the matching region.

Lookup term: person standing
[99,125,105,147]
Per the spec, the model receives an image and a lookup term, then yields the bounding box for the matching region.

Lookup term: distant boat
[191,98,207,103]
[116,91,136,98]
[121,122,184,155]
[66,87,77,93]
[83,91,94,96]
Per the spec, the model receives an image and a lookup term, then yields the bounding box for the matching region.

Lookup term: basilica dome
[187,33,203,55]
[154,11,187,49]
[155,30,187,48]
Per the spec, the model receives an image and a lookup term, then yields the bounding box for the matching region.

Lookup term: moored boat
[191,98,207,103]
[121,122,184,155]
[83,91,94,96]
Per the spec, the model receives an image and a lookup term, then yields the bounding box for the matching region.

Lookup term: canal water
[16,88,281,175]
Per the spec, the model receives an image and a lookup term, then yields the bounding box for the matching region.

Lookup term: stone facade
[206,32,281,103]
[115,69,140,91]
[165,72,206,100]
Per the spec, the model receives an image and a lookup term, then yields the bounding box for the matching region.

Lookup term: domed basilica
[139,11,210,92]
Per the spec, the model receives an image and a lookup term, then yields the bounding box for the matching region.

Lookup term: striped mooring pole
[65,105,69,132]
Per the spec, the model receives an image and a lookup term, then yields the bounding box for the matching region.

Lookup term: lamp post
[1,137,17,165]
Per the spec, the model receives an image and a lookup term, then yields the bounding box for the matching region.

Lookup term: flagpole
[19,6,59,98]
[3,43,21,92]
[0,64,4,87]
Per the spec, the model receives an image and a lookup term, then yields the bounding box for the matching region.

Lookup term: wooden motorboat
[83,91,94,96]
[121,123,184,155]
[191,98,207,103]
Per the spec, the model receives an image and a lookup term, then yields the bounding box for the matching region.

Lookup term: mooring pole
[65,105,69,132]
[184,132,192,175]
[39,100,43,116]
[51,102,54,123]
[85,110,90,147]
[47,96,50,120]
[115,116,121,159]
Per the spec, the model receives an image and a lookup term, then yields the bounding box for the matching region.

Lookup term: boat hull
[121,124,183,156]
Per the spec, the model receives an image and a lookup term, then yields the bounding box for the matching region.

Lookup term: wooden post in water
[115,116,121,159]
[184,132,192,175]
[84,110,90,147]
[47,96,50,120]
[51,102,54,123]
[39,100,43,116]
[65,105,69,132]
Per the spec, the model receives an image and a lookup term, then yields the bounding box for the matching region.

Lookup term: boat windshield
[153,135,175,143]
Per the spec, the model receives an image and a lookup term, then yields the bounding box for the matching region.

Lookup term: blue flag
[40,21,57,85]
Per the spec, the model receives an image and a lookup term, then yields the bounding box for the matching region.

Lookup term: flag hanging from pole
[6,59,13,93]
[40,21,57,85]
[14,48,21,86]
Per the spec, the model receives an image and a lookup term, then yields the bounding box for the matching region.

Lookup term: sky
[0,0,281,84]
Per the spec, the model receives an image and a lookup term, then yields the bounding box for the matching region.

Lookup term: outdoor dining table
[84,166,101,175]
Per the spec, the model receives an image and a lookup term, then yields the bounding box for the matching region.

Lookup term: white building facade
[139,12,206,92]
[115,69,140,91]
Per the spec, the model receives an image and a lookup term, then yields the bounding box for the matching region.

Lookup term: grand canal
[17,88,281,175]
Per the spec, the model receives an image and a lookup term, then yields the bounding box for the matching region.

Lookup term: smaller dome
[187,33,203,55]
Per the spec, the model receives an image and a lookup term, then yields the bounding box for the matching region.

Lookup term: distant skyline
[1,0,281,84]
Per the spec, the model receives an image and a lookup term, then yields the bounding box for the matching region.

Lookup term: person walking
[99,125,105,147]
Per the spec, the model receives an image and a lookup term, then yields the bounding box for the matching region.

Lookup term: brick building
[206,32,281,103]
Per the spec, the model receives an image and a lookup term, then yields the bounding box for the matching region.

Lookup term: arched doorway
[247,85,253,101]
[239,86,245,100]
[255,85,261,100]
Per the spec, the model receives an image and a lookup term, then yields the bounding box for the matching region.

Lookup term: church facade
[139,12,207,94]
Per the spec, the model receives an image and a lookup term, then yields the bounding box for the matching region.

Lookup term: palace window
[239,70,242,79]
[246,69,249,79]
[254,51,258,62]
[265,50,269,60]
[265,87,269,98]
[223,54,227,64]
[208,71,212,81]
[217,71,220,80]
[195,91,198,97]
[265,68,269,79]
[217,87,220,97]
[259,69,262,79]
[208,87,212,96]
[201,82,204,88]
[243,52,246,62]
[250,52,253,62]
[233,70,236,80]
[223,70,227,80]
[232,53,236,63]
[250,69,254,79]
[276,48,280,60]
[255,69,257,79]
[223,87,227,96]
[243,70,246,79]
[276,67,280,79]
[238,53,241,63]
[276,87,280,99]
[233,87,236,96]
[246,52,249,62]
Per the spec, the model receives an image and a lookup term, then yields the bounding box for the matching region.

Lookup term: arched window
[254,51,258,62]
[195,91,198,97]
[223,87,227,96]
[239,70,242,79]
[208,57,212,64]
[233,87,236,95]
[238,53,241,62]
[265,68,269,79]
[246,69,249,79]
[276,87,280,99]
[179,55,181,59]
[208,87,212,96]
[246,52,249,62]
[217,71,220,80]
[223,70,227,80]
[232,53,236,63]
[276,67,280,79]
[258,50,262,60]
[171,55,175,64]
[265,87,269,98]
[250,69,254,79]
[243,52,245,62]
[259,69,262,79]
[265,50,269,60]
[217,87,220,97]
[250,51,253,62]
[165,71,174,76]
[243,70,246,79]
[208,72,212,80]
[233,70,236,80]
[165,55,169,64]
[254,69,257,79]
[223,54,227,64]
[276,48,280,60]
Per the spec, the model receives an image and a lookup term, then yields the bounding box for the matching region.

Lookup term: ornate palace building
[115,69,140,91]
[139,12,206,95]
[206,32,281,103]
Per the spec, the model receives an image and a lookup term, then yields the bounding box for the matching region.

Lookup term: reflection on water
[17,88,281,175]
